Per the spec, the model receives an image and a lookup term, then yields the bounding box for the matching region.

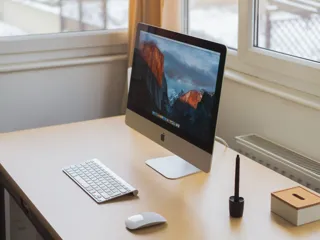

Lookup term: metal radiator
[235,134,320,193]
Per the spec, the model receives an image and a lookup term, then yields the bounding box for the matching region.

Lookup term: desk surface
[0,116,319,240]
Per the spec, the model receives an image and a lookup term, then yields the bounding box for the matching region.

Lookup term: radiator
[235,134,320,194]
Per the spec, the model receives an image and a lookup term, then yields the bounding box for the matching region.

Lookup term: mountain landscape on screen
[128,31,220,143]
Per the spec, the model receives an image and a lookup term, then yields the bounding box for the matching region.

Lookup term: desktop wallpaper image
[128,31,220,145]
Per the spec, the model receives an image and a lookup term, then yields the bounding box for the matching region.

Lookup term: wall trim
[0,54,128,73]
[225,69,320,111]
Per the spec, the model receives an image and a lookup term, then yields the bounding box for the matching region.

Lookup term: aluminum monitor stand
[146,156,201,179]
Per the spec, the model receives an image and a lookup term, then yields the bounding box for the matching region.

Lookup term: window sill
[0,30,128,65]
[0,54,127,73]
[225,68,320,111]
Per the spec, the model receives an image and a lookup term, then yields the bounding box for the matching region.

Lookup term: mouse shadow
[126,223,168,235]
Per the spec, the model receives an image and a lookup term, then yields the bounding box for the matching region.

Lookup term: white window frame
[0,30,128,66]
[0,30,128,55]
[183,0,320,97]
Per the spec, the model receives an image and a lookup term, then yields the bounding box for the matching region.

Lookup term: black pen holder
[229,196,244,218]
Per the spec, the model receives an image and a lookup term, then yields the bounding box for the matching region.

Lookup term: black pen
[229,154,244,218]
[234,155,240,202]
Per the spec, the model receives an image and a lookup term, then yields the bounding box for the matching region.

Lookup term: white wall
[216,77,320,162]
[0,59,127,133]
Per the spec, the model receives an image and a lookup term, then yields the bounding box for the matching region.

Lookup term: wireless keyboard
[62,159,138,203]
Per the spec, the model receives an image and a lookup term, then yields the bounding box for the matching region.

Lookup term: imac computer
[125,23,226,179]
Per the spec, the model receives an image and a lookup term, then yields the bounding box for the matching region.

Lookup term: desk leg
[0,183,5,240]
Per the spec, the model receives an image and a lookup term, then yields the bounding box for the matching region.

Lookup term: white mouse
[125,212,167,230]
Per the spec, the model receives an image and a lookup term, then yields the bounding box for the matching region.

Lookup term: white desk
[0,116,319,240]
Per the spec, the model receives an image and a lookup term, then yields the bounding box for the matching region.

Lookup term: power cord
[215,136,229,149]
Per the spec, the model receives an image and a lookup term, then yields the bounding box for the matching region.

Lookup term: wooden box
[271,186,320,226]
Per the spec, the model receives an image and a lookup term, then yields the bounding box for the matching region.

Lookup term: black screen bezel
[128,23,227,154]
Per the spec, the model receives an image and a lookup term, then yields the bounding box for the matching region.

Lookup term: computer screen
[128,27,225,154]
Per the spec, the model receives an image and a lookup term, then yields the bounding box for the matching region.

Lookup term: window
[254,0,320,63]
[188,0,238,49]
[186,0,320,97]
[0,0,128,37]
[0,0,129,66]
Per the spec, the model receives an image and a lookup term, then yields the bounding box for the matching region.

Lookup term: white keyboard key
[110,192,120,197]
[93,192,102,199]
[74,176,89,188]
[118,188,127,193]
[112,189,121,195]
[101,192,110,199]
[106,190,113,195]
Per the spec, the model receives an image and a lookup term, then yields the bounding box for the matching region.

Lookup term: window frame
[0,30,127,55]
[0,30,128,66]
[185,0,320,97]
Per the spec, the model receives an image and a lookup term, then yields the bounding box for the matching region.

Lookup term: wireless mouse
[125,212,167,230]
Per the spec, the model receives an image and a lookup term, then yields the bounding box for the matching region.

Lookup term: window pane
[0,0,128,37]
[188,0,238,49]
[254,0,320,62]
